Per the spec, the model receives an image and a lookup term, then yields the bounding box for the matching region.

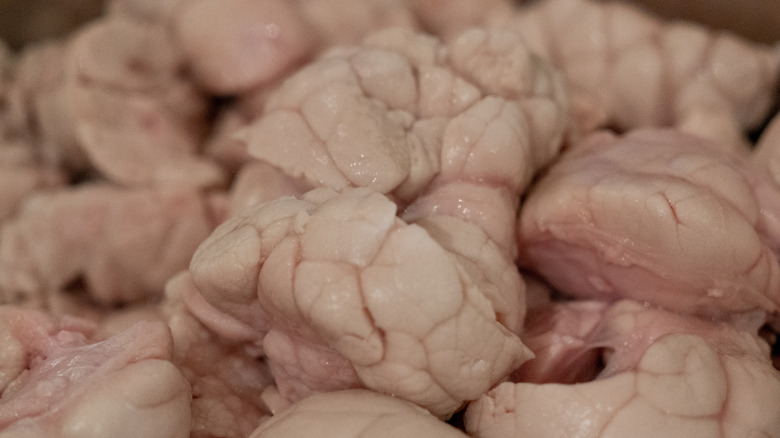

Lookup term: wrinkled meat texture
[0,184,216,307]
[163,273,274,438]
[464,300,780,438]
[248,389,468,438]
[240,27,567,255]
[242,27,566,200]
[497,0,780,147]
[185,187,531,418]
[517,128,780,316]
[0,306,191,438]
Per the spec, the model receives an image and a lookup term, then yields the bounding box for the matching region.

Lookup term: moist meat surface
[1,0,780,437]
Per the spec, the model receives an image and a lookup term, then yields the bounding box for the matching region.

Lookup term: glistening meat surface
[1,0,780,436]
[240,26,568,204]
[185,187,531,418]
[517,128,780,316]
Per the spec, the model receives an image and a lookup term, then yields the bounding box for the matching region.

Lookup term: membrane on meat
[517,128,780,316]
[185,187,532,418]
[0,306,191,438]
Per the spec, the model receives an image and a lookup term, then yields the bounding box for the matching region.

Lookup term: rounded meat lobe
[186,187,531,418]
[517,128,780,317]
[162,275,274,438]
[65,15,182,92]
[18,13,219,189]
[501,0,780,147]
[0,307,191,438]
[241,26,568,205]
[173,0,315,94]
[71,84,224,189]
[464,300,780,438]
[247,389,470,438]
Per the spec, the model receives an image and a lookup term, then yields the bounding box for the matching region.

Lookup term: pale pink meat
[240,26,568,256]
[229,161,312,217]
[3,41,82,170]
[0,143,65,222]
[0,184,217,307]
[497,0,780,147]
[296,0,416,47]
[185,187,531,418]
[248,389,469,438]
[168,0,418,95]
[517,128,780,316]
[173,0,315,95]
[464,300,780,438]
[10,14,224,188]
[0,306,191,438]
[407,0,515,39]
[2,0,780,435]
[512,300,610,384]
[242,27,566,199]
[163,273,274,438]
